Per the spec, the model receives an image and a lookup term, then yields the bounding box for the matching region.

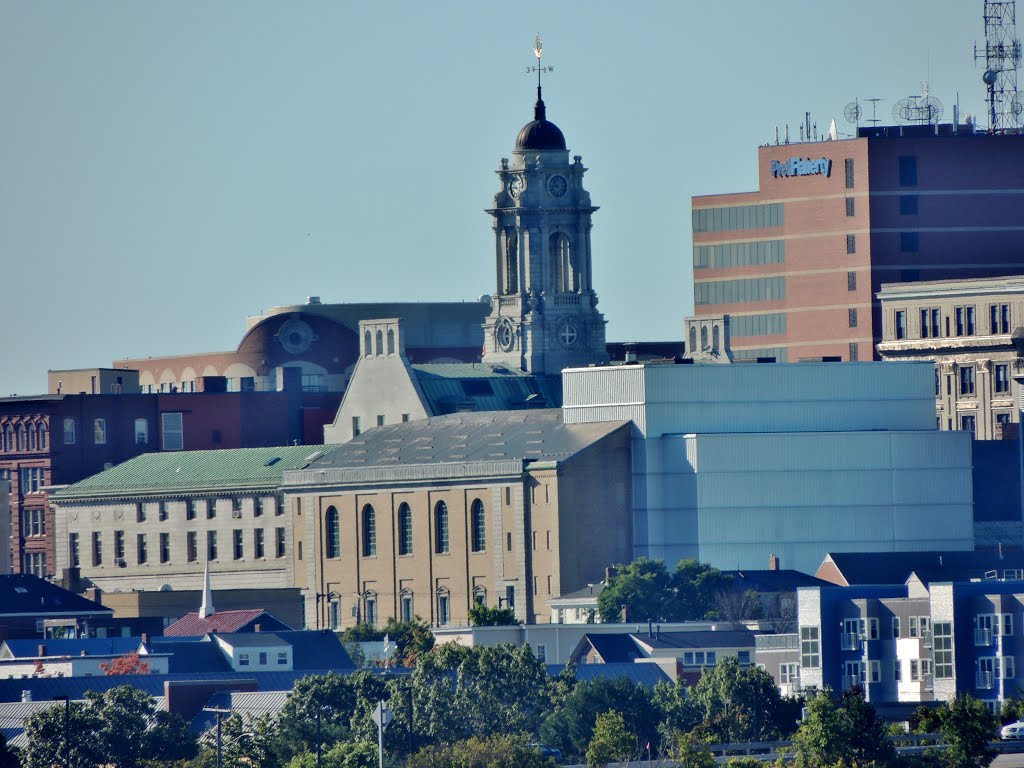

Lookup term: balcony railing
[840,633,863,651]
[976,671,995,690]
[975,628,994,646]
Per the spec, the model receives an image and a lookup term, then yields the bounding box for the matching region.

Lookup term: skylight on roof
[265,457,281,467]
[14,587,27,594]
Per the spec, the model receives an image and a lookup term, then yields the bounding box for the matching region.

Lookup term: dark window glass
[362,504,377,557]
[325,506,340,559]
[898,155,918,186]
[900,231,919,252]
[959,366,976,396]
[435,501,450,554]
[848,272,857,291]
[899,194,919,215]
[848,308,858,328]
[471,499,486,553]
[398,503,413,556]
[844,158,855,189]
[846,234,856,254]
[895,310,907,339]
[845,197,855,216]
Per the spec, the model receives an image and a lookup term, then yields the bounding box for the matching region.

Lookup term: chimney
[141,633,149,646]
[21,690,32,702]
[620,605,628,622]
[37,644,46,657]
[80,651,87,656]
[605,566,617,583]
[768,554,780,571]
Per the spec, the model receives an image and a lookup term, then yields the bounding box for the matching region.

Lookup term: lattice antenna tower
[975,1,1023,131]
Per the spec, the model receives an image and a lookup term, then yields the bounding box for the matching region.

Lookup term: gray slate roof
[301,409,629,471]
[819,550,1024,586]
[0,574,112,617]
[411,363,562,414]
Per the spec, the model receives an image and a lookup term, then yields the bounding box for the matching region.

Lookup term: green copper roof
[53,445,342,500]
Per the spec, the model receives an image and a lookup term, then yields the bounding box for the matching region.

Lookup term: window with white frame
[780,663,799,685]
[93,418,107,445]
[161,412,184,451]
[800,627,820,668]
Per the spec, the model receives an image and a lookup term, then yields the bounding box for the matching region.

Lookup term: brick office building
[691,125,1024,362]
[0,385,337,577]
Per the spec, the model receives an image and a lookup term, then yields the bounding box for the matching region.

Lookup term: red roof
[163,609,276,637]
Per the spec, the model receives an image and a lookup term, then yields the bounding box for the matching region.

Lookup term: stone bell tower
[482,38,607,374]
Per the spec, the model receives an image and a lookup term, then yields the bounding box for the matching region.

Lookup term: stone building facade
[287,410,632,630]
[876,276,1024,439]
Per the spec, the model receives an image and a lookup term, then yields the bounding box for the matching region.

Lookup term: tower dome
[515,87,566,151]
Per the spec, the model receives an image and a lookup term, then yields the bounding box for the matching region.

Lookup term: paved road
[995,751,1024,767]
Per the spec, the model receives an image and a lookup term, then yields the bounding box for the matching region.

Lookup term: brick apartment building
[1,377,339,577]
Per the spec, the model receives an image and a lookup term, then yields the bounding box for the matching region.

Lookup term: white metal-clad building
[563,361,974,573]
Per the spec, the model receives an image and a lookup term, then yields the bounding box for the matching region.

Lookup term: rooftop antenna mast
[975,0,1023,131]
[864,98,883,126]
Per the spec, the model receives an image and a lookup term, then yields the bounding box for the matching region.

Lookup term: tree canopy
[597,557,733,622]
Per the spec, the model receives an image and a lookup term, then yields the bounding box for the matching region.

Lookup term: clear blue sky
[0,1,991,395]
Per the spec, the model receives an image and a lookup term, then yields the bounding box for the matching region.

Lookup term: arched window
[549,233,575,293]
[325,506,340,559]
[436,588,451,626]
[701,325,709,351]
[387,328,395,355]
[473,585,487,606]
[712,325,720,354]
[689,326,698,355]
[504,229,518,294]
[470,499,486,553]
[27,425,36,451]
[16,425,26,452]
[434,501,449,554]
[398,503,413,556]
[1,424,10,452]
[39,425,47,451]
[364,330,373,357]
[375,330,384,356]
[362,504,377,557]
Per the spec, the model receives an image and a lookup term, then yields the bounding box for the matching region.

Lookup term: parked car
[528,743,563,759]
[1001,721,1024,740]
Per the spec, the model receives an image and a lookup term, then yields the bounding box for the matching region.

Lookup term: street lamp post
[202,707,232,768]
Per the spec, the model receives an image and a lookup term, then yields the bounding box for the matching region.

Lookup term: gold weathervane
[527,33,553,86]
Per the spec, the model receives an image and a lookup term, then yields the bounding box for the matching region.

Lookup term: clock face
[495,318,515,352]
[547,174,568,198]
[509,175,525,199]
[558,319,579,348]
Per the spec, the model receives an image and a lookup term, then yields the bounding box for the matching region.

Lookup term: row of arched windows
[323,499,487,559]
[0,422,48,453]
[363,328,396,357]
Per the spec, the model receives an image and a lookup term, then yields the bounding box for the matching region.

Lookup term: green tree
[791,687,893,768]
[664,732,717,768]
[147,711,199,762]
[87,685,157,768]
[468,602,518,626]
[21,700,102,768]
[404,734,557,768]
[937,694,999,768]
[285,741,377,768]
[690,656,792,742]
[597,557,672,622]
[651,681,702,746]
[539,675,660,761]
[193,712,278,768]
[410,643,553,745]
[339,618,435,667]
[911,704,943,734]
[274,671,388,762]
[0,731,17,768]
[672,559,732,621]
[839,687,895,766]
[586,711,634,768]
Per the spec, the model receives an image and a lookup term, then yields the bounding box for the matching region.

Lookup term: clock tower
[482,39,608,374]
